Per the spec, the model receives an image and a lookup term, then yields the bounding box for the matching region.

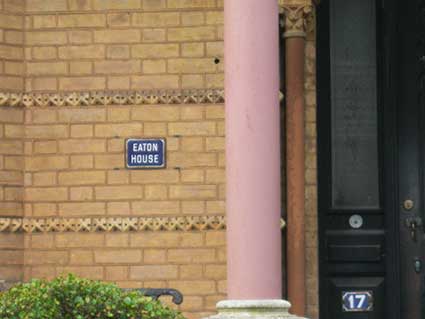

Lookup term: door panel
[317,0,425,319]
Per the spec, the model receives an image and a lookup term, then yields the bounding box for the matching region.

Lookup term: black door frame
[316,0,401,318]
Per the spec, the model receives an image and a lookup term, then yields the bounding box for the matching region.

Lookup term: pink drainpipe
[224,0,282,299]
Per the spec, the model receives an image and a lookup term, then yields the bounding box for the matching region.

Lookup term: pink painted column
[225,0,282,299]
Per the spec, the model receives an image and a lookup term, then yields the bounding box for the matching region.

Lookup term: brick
[25,187,67,202]
[32,47,57,60]
[169,58,216,73]
[95,123,142,137]
[58,109,105,123]
[144,249,166,264]
[182,201,205,214]
[105,233,129,247]
[70,124,93,137]
[168,248,215,263]
[0,109,23,123]
[5,31,23,45]
[31,234,54,249]
[142,29,166,42]
[0,76,23,91]
[169,122,215,136]
[26,32,67,45]
[107,13,130,26]
[31,78,57,91]
[143,123,167,136]
[95,250,141,264]
[0,233,23,249]
[205,105,224,119]
[107,202,130,215]
[96,186,143,200]
[0,171,22,185]
[131,44,179,58]
[168,280,216,295]
[168,153,216,167]
[182,74,204,88]
[58,202,105,215]
[56,266,103,280]
[108,76,131,90]
[56,233,104,248]
[33,203,57,216]
[25,251,68,265]
[131,75,179,89]
[107,45,130,59]
[94,30,140,43]
[32,15,57,28]
[206,200,225,214]
[180,296,203,311]
[132,106,179,121]
[180,106,204,120]
[33,172,56,186]
[182,43,204,57]
[143,0,166,10]
[58,139,105,153]
[131,170,178,184]
[70,62,92,75]
[169,26,215,42]
[25,125,68,139]
[130,265,178,280]
[180,264,203,279]
[59,77,106,91]
[27,62,67,76]
[143,59,166,74]
[58,45,105,59]
[0,13,23,29]
[130,233,181,248]
[68,0,92,10]
[206,137,224,151]
[69,250,93,265]
[205,231,226,246]
[105,266,128,280]
[70,187,93,201]
[206,74,224,88]
[0,141,22,155]
[132,12,179,27]
[0,45,24,60]
[27,0,67,11]
[71,155,94,169]
[93,0,141,10]
[94,154,123,169]
[206,169,225,183]
[144,185,167,200]
[170,185,216,199]
[4,156,24,170]
[131,201,179,215]
[58,14,106,27]
[107,108,130,122]
[205,265,226,279]
[94,60,140,74]
[68,30,92,44]
[5,187,23,201]
[58,171,105,185]
[107,139,125,152]
[107,170,129,184]
[5,125,23,138]
[181,169,204,183]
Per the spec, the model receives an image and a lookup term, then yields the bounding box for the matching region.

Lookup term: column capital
[279,2,314,38]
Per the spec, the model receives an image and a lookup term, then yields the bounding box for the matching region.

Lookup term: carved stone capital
[279,3,314,38]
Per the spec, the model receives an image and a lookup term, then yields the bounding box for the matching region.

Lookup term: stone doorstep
[205,300,309,319]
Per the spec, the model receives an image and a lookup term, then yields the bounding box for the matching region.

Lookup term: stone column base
[206,300,308,319]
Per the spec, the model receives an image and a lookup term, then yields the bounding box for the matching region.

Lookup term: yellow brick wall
[24,0,224,92]
[0,107,24,287]
[18,103,226,319]
[0,0,25,91]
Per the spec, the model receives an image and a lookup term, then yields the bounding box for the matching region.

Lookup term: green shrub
[0,274,185,319]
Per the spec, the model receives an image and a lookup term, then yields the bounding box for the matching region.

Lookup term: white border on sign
[125,138,166,169]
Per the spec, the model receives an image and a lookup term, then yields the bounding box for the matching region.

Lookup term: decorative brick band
[0,216,286,233]
[0,89,225,108]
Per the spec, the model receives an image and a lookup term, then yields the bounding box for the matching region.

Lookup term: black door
[317,0,425,319]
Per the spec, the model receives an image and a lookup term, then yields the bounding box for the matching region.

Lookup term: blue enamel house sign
[126,139,166,169]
